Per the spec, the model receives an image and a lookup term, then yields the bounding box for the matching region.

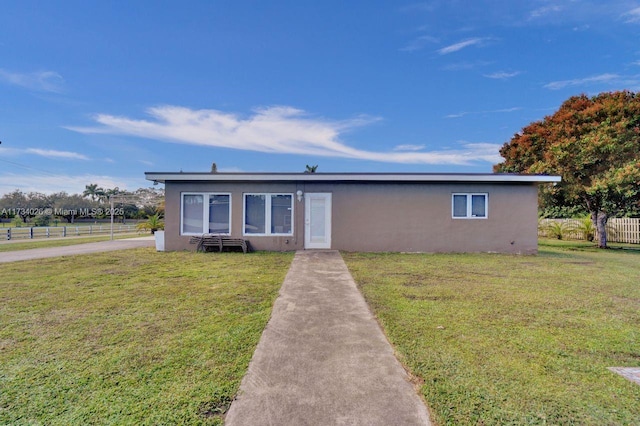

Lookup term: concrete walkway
[0,236,154,263]
[225,250,431,426]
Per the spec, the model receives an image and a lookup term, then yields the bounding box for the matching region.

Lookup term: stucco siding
[303,182,538,254]
[164,180,540,254]
[164,182,305,252]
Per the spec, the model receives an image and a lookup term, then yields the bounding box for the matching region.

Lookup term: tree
[133,187,165,217]
[50,192,94,223]
[83,184,105,202]
[494,91,640,248]
[0,190,30,221]
[136,213,164,234]
[0,184,165,225]
[0,190,49,223]
[102,187,121,204]
[305,164,318,173]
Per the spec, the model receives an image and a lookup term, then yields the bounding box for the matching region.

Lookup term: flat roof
[145,172,561,184]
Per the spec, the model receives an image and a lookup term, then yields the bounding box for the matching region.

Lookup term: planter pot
[154,230,165,252]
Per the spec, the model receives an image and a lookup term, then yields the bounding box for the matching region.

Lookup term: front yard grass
[343,239,640,425]
[0,249,293,425]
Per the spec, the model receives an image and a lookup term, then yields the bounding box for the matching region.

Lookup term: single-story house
[144,172,561,254]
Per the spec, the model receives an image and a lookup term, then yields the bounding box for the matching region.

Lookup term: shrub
[541,220,572,240]
[33,214,51,227]
[136,213,164,234]
[575,215,595,241]
[10,216,24,228]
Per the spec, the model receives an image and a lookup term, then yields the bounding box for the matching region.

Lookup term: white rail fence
[539,218,640,244]
[4,225,138,241]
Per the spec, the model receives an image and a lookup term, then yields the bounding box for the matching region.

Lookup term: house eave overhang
[145,172,561,184]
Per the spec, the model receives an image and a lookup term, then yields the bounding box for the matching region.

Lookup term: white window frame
[180,192,232,235]
[243,193,294,236]
[452,193,488,219]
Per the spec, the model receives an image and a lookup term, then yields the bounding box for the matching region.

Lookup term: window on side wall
[244,193,293,235]
[452,193,488,219]
[181,193,231,235]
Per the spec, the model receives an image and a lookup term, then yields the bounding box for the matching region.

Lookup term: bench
[189,235,250,253]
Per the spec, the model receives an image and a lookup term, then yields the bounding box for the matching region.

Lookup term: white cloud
[393,144,426,152]
[0,147,20,156]
[524,1,624,25]
[25,148,89,160]
[529,5,562,20]
[437,38,486,55]
[218,166,245,172]
[67,105,500,166]
[0,147,88,160]
[543,73,622,89]
[442,60,493,71]
[0,69,64,93]
[400,35,439,52]
[455,143,503,163]
[0,173,144,195]
[445,107,521,119]
[483,71,521,79]
[622,6,640,23]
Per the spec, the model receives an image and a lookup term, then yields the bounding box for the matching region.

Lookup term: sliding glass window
[181,193,231,235]
[452,193,488,219]
[244,194,293,235]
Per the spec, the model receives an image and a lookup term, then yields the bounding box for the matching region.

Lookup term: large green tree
[494,91,640,248]
[50,192,95,223]
[0,190,49,223]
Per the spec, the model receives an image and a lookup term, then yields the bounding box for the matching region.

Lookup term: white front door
[304,193,332,249]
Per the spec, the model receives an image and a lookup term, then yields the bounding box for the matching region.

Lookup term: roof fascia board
[145,172,561,184]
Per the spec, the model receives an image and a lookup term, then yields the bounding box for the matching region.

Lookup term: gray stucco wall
[163,180,540,254]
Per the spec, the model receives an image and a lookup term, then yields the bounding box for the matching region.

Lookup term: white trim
[146,172,561,184]
[180,192,232,235]
[452,193,488,219]
[243,193,294,236]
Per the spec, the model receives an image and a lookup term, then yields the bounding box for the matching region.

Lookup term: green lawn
[343,240,640,425]
[0,249,293,425]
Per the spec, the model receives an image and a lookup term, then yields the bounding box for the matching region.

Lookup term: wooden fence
[4,225,138,241]
[610,218,640,244]
[539,218,640,244]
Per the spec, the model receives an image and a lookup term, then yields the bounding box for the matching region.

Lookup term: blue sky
[1,0,640,195]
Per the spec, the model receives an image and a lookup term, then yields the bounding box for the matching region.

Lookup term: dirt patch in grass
[198,396,233,419]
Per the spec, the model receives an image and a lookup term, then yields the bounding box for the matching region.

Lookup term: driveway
[0,236,155,263]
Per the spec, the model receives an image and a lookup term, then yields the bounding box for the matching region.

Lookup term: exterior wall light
[296,190,304,202]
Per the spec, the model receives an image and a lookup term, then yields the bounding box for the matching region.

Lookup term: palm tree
[305,164,318,173]
[575,215,596,242]
[540,220,572,240]
[136,213,165,234]
[102,187,120,204]
[83,184,105,202]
